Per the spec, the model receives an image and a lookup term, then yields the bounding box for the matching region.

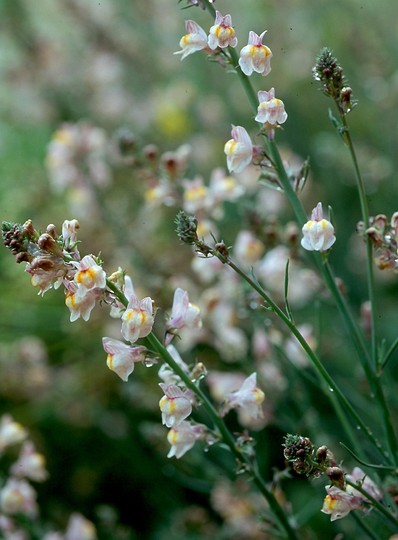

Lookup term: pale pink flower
[346,467,383,502]
[255,88,288,125]
[167,421,206,459]
[62,219,80,252]
[109,274,135,318]
[301,202,336,252]
[0,478,38,517]
[64,281,100,322]
[0,415,27,453]
[233,230,264,268]
[239,31,272,76]
[102,337,148,381]
[224,126,253,174]
[208,11,237,49]
[174,20,209,60]
[182,176,209,213]
[165,288,202,345]
[222,373,265,420]
[208,168,245,206]
[159,384,193,427]
[64,513,97,540]
[11,442,48,482]
[121,294,154,343]
[321,485,362,521]
[73,255,106,291]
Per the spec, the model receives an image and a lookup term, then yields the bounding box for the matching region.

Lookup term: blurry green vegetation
[1,0,398,538]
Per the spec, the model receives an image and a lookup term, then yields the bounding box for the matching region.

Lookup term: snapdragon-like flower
[158,344,190,385]
[208,11,237,50]
[224,126,253,174]
[102,337,148,381]
[159,383,193,427]
[167,421,206,459]
[0,415,27,453]
[301,202,336,252]
[239,31,272,76]
[255,88,288,126]
[121,293,154,343]
[73,255,106,291]
[62,219,80,253]
[165,288,202,345]
[0,478,38,517]
[174,20,209,60]
[321,485,362,521]
[64,513,97,540]
[64,281,100,322]
[11,442,48,482]
[346,467,383,502]
[221,373,265,420]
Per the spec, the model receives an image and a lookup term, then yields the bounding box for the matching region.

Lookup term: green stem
[210,255,388,462]
[106,278,299,540]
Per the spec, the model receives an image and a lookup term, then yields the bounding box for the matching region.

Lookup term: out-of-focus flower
[64,281,100,322]
[73,255,106,291]
[224,126,253,174]
[321,485,362,521]
[0,478,38,517]
[174,20,209,60]
[159,384,193,427]
[207,168,244,208]
[121,294,154,343]
[165,288,202,345]
[301,202,336,252]
[285,324,316,368]
[167,421,206,459]
[239,31,272,76]
[346,467,383,502]
[255,88,288,126]
[208,11,237,49]
[11,442,48,482]
[221,373,264,420]
[0,415,27,453]
[64,513,97,540]
[102,337,148,381]
[233,230,264,268]
[182,177,209,213]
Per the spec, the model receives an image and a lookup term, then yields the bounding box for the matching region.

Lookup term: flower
[159,384,193,427]
[321,485,362,521]
[224,126,253,174]
[64,513,97,540]
[11,442,48,482]
[62,219,80,252]
[174,20,209,60]
[73,255,106,291]
[182,177,209,213]
[239,31,272,76]
[0,478,38,517]
[64,280,100,322]
[102,337,148,381]
[121,293,154,343]
[222,373,265,420]
[346,467,383,502]
[165,288,202,345]
[208,11,237,50]
[0,415,27,453]
[301,202,336,252]
[255,88,288,125]
[167,421,206,459]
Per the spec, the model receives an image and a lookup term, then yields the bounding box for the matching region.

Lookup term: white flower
[321,485,362,521]
[301,202,336,252]
[0,415,27,453]
[73,255,106,291]
[165,288,202,345]
[64,513,97,540]
[346,467,383,502]
[224,126,253,174]
[255,88,288,125]
[159,384,192,427]
[167,421,206,459]
[222,373,265,420]
[102,337,148,381]
[64,281,100,322]
[0,478,38,517]
[11,442,48,482]
[208,11,237,49]
[239,31,272,76]
[121,294,154,343]
[174,20,208,60]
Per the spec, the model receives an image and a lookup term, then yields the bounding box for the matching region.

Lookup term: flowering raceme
[239,31,272,76]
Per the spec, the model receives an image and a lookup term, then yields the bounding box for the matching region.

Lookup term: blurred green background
[1,0,398,538]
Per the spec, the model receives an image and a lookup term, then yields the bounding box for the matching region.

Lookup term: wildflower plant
[3,1,398,538]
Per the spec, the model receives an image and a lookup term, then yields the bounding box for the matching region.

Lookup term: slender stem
[345,479,398,529]
[210,255,389,462]
[380,336,398,372]
[106,278,299,540]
